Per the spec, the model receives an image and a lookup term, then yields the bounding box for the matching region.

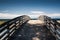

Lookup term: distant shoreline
[0,19,11,21]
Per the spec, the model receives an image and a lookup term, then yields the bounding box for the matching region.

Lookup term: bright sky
[0,0,60,19]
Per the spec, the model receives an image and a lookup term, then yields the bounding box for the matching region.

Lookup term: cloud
[31,11,60,18]
[31,11,44,14]
[0,11,60,19]
[0,13,39,19]
[1,10,9,13]
[0,13,20,19]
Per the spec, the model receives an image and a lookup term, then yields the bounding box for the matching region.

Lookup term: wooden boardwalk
[1,15,60,40]
[8,20,56,40]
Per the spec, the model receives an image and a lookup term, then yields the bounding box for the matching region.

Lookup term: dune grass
[0,21,5,25]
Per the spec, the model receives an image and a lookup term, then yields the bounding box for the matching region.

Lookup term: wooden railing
[46,18,60,40]
[0,15,30,40]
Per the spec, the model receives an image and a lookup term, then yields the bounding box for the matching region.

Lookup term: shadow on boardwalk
[9,21,56,40]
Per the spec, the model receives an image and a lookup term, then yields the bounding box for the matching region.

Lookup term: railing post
[6,23,10,40]
[15,19,17,30]
[19,17,21,27]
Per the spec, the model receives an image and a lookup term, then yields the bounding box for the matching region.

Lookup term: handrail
[0,15,30,40]
[46,17,60,40]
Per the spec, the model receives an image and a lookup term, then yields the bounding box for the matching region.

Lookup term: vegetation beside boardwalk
[0,19,10,25]
[0,21,5,25]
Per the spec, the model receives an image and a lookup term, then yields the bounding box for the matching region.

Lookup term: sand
[27,20,45,25]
